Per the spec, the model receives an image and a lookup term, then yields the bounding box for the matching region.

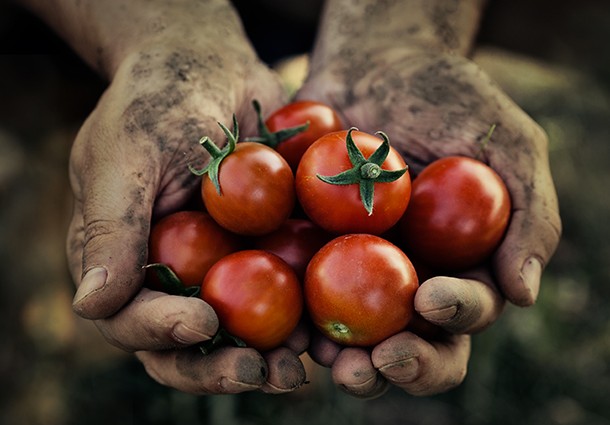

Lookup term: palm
[299,50,560,306]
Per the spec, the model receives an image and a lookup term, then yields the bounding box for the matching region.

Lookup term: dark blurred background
[1,0,610,424]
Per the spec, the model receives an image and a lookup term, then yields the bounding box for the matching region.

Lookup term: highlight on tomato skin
[398,155,512,271]
[146,210,241,291]
[304,233,419,347]
[200,250,303,352]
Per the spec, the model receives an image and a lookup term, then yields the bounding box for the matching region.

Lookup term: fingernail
[172,322,212,344]
[379,357,420,384]
[418,305,458,323]
[521,257,542,304]
[73,267,108,305]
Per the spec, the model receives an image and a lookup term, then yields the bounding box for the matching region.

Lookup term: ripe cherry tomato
[252,100,344,171]
[146,210,241,290]
[296,129,411,235]
[398,156,511,271]
[304,234,419,347]
[192,119,296,236]
[252,218,333,281]
[200,250,303,352]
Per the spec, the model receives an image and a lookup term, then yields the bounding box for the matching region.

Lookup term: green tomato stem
[316,128,408,215]
[246,99,310,148]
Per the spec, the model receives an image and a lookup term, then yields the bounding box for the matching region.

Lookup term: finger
[492,125,562,306]
[68,121,159,319]
[308,329,342,367]
[414,273,505,334]
[136,346,267,394]
[94,289,218,352]
[372,332,471,396]
[331,348,389,399]
[260,347,307,394]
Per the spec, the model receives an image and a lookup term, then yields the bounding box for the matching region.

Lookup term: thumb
[68,126,157,320]
[492,127,562,306]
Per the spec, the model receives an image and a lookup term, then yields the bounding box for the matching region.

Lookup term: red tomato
[201,141,295,236]
[305,234,419,347]
[147,211,241,289]
[296,129,411,235]
[252,218,333,281]
[398,156,511,271]
[263,100,344,171]
[200,250,303,352]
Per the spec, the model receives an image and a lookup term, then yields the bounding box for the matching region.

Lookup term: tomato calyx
[199,328,247,355]
[143,263,201,297]
[188,115,240,195]
[316,128,408,215]
[245,99,310,149]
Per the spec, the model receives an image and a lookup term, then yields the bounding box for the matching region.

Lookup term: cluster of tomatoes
[145,100,511,353]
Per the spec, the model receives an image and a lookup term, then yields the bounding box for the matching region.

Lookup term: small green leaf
[317,169,358,185]
[245,99,310,148]
[143,263,199,297]
[376,168,408,183]
[344,127,367,167]
[188,115,241,195]
[360,179,375,215]
[199,328,247,355]
[368,131,391,165]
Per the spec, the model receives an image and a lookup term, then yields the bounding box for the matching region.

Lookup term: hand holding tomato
[297,0,561,397]
[64,1,308,394]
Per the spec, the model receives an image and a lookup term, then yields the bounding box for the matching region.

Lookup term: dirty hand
[55,0,306,394]
[298,0,561,397]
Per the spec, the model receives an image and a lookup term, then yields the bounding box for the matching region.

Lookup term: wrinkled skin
[20,0,561,399]
[298,33,561,400]
[65,16,308,394]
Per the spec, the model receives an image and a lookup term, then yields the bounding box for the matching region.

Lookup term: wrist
[17,0,254,80]
[310,0,486,72]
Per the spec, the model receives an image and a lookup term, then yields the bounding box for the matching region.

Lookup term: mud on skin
[175,347,268,394]
[264,349,307,391]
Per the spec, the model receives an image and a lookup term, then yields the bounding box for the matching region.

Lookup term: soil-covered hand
[299,32,561,399]
[62,1,306,395]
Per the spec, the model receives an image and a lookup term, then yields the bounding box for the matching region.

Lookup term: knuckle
[82,218,117,258]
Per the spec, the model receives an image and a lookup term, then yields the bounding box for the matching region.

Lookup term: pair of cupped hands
[67,35,561,398]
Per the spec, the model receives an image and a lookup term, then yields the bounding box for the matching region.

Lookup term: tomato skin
[304,234,419,347]
[200,250,303,352]
[295,130,411,235]
[147,210,241,289]
[398,156,511,271]
[266,100,343,171]
[202,142,295,236]
[252,218,333,281]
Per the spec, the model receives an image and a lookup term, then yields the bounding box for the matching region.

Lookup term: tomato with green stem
[190,116,295,236]
[248,99,344,171]
[295,128,411,235]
